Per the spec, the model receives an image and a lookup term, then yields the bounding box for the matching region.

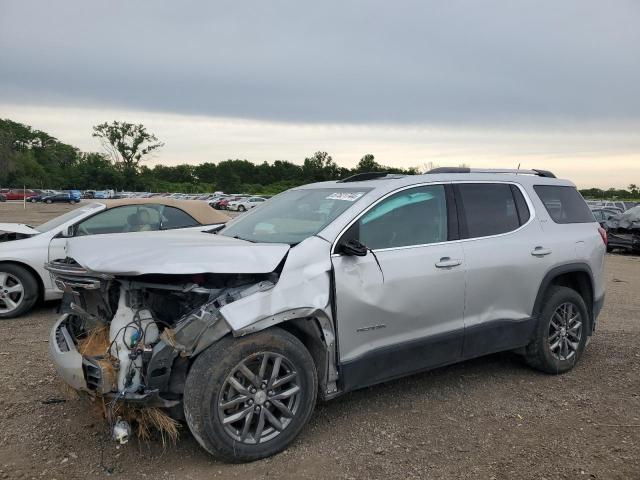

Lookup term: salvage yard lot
[0,202,639,479]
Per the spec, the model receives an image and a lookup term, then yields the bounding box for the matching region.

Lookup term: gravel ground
[0,202,639,479]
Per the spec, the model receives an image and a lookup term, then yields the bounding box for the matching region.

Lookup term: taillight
[598,226,608,246]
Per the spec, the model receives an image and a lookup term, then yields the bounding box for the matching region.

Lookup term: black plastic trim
[428,167,471,174]
[339,316,538,394]
[532,263,595,328]
[444,184,460,241]
[338,172,389,183]
[532,169,557,178]
[462,317,537,359]
[592,294,605,332]
[339,329,464,392]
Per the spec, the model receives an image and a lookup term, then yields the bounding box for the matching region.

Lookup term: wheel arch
[532,263,595,334]
[276,317,334,400]
[0,260,44,302]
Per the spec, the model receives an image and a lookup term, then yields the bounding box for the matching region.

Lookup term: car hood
[65,229,290,275]
[0,223,40,236]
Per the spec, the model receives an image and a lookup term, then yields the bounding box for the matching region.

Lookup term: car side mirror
[338,238,368,257]
[60,225,74,238]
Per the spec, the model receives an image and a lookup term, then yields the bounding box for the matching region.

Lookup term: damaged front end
[46,233,340,449]
[605,206,640,253]
[47,258,277,424]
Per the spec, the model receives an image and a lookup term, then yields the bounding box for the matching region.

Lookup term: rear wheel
[238,205,246,212]
[184,328,317,462]
[45,199,52,204]
[524,286,588,374]
[0,264,39,319]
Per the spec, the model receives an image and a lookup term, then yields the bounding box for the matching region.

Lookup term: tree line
[0,119,417,194]
[0,118,637,198]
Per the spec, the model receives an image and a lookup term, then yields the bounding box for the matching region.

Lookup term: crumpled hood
[0,223,40,236]
[65,229,290,275]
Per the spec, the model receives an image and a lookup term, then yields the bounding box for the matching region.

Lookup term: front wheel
[45,199,52,204]
[238,205,246,212]
[0,264,39,318]
[184,328,317,462]
[524,286,589,374]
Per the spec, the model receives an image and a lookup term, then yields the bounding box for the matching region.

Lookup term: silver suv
[48,168,606,462]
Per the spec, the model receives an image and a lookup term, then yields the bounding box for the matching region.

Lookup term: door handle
[435,257,462,269]
[531,247,552,257]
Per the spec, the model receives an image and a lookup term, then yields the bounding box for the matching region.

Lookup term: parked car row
[586,199,637,212]
[209,194,269,211]
[0,188,276,209]
[0,188,82,203]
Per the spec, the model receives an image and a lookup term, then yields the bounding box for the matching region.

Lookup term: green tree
[92,121,164,183]
[194,162,218,184]
[356,154,383,172]
[215,161,243,192]
[302,151,339,182]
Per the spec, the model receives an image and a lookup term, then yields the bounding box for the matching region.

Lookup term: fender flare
[531,262,595,329]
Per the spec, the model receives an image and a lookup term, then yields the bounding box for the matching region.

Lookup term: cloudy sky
[1,0,638,187]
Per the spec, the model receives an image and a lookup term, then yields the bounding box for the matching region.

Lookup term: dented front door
[331,184,466,390]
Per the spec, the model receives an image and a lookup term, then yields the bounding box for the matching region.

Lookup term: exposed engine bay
[50,258,277,405]
[46,237,339,444]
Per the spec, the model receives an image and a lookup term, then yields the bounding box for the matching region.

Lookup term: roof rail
[427,167,556,178]
[338,172,389,183]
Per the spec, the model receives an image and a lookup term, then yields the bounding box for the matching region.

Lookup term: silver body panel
[332,241,465,362]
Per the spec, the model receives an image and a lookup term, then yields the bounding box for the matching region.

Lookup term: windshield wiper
[205,224,225,234]
[232,234,257,243]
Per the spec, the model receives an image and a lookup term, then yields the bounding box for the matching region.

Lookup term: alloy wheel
[218,352,301,445]
[0,272,25,315]
[548,302,582,361]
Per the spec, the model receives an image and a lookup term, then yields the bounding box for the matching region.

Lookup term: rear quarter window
[534,185,595,224]
[455,183,524,239]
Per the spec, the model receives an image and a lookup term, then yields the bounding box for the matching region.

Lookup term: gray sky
[1,0,639,187]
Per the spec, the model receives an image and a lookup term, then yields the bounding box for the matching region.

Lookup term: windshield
[36,203,103,233]
[219,188,371,244]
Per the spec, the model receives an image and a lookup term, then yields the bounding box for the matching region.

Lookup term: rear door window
[455,183,525,239]
[534,185,594,224]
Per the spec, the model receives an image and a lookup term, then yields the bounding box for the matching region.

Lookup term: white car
[227,196,266,212]
[0,199,229,318]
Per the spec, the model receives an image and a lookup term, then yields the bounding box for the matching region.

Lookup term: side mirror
[338,238,368,257]
[60,225,74,238]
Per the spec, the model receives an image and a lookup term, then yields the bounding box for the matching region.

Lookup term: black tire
[524,286,589,374]
[0,264,39,319]
[184,327,318,462]
[238,205,246,212]
[45,199,52,204]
